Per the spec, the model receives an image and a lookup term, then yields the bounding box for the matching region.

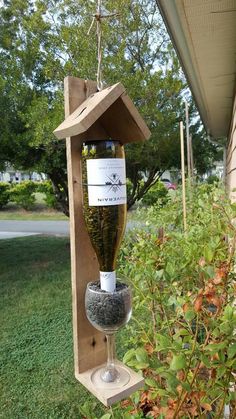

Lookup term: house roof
[157,0,236,139]
[54,82,151,144]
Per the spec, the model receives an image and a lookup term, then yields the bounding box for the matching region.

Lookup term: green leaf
[206,342,227,353]
[155,269,164,279]
[184,310,195,321]
[123,411,135,419]
[170,354,186,370]
[204,247,214,262]
[201,355,211,368]
[146,258,155,265]
[100,414,111,419]
[176,328,190,336]
[230,391,236,401]
[173,340,183,351]
[156,389,170,397]
[225,358,236,368]
[131,391,140,405]
[156,334,172,350]
[145,378,158,388]
[217,366,227,379]
[219,322,232,335]
[218,351,225,363]
[203,265,215,278]
[223,306,234,320]
[135,347,149,363]
[227,343,236,359]
[181,382,191,391]
[135,362,149,370]
[123,348,136,364]
[156,366,167,374]
[166,374,180,391]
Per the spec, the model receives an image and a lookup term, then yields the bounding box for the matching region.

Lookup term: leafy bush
[0,182,10,209]
[37,180,58,209]
[115,185,236,418]
[126,178,133,201]
[10,181,37,210]
[207,174,219,184]
[142,180,169,207]
[77,186,235,418]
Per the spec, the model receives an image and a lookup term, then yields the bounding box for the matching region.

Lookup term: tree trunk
[48,170,69,217]
[127,168,163,209]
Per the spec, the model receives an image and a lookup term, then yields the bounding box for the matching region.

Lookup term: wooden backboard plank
[58,76,149,405]
[65,76,107,374]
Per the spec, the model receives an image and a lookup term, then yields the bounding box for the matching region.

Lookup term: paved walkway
[0,231,40,239]
[0,220,69,237]
[0,220,139,239]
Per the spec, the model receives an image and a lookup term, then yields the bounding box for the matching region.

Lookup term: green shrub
[0,182,10,209]
[115,185,236,418]
[207,174,219,184]
[126,178,133,200]
[142,180,169,206]
[10,181,37,210]
[37,181,58,209]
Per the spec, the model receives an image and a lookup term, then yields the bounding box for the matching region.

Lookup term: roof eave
[157,0,211,136]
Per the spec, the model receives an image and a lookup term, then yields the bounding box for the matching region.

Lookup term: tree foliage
[0,0,219,211]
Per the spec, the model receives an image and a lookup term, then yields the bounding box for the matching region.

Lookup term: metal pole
[180,121,187,232]
[185,100,191,178]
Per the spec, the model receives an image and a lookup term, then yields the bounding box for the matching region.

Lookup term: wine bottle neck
[100,271,116,292]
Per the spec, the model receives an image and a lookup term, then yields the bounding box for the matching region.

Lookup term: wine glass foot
[91,365,130,389]
[101,366,119,383]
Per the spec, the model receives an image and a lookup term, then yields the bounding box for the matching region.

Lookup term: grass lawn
[0,209,67,221]
[0,236,126,418]
[0,193,67,220]
[0,207,135,222]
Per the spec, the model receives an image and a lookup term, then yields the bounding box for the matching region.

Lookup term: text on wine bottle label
[86,158,127,206]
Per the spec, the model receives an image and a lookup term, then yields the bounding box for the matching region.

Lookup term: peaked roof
[54,82,151,144]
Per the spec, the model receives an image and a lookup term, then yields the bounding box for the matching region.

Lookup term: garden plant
[80,184,236,418]
[9,180,37,210]
[0,180,65,215]
[141,181,169,207]
[37,180,59,209]
[1,184,235,418]
[0,182,10,208]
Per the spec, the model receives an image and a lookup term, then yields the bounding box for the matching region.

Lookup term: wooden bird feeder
[54,76,151,406]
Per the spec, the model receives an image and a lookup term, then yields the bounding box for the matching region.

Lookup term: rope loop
[87,1,119,91]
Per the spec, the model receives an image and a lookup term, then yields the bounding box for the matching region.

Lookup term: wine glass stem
[106,334,115,371]
[100,334,118,382]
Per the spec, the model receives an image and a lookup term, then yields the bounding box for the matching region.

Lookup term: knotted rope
[87,0,119,91]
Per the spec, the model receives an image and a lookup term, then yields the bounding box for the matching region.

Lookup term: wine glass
[85,281,132,389]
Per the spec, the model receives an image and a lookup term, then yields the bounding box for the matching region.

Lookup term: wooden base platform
[76,360,144,406]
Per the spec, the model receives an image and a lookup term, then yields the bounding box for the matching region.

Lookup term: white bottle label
[100,271,116,292]
[86,158,126,206]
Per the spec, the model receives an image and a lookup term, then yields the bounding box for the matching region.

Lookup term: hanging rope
[87,0,119,91]
[96,0,103,91]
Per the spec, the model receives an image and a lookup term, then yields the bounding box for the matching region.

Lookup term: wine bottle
[82,140,127,292]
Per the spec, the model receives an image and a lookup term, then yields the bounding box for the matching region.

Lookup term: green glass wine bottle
[82,140,127,292]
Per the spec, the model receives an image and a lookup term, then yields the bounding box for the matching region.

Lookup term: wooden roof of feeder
[54,82,151,144]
